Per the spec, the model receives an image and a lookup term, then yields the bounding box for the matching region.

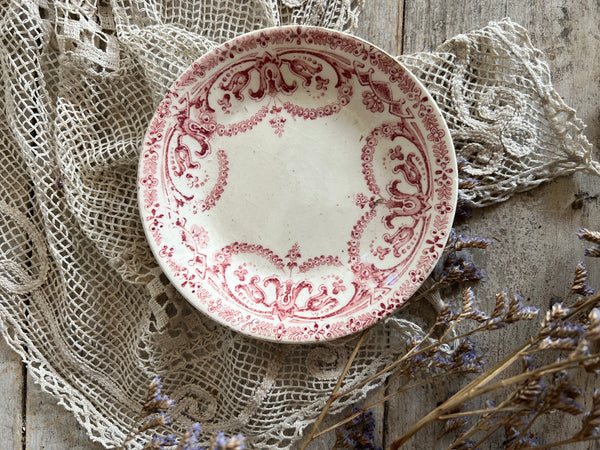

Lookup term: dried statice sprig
[389,258,600,448]
[301,284,537,447]
[121,378,245,450]
[333,407,382,449]
[578,228,600,257]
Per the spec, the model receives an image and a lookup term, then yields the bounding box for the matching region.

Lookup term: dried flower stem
[299,329,370,450]
[437,405,521,420]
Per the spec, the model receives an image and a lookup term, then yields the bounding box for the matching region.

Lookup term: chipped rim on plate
[138,25,457,343]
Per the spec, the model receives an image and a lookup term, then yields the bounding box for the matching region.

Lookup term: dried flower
[176,422,202,450]
[142,377,175,416]
[577,228,600,244]
[334,408,381,449]
[454,235,493,251]
[505,295,539,323]
[440,254,485,286]
[302,229,600,450]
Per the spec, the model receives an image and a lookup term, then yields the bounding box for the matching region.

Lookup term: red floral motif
[195,150,229,213]
[362,91,385,113]
[233,265,248,281]
[315,75,328,90]
[286,242,301,271]
[354,193,369,209]
[332,280,346,295]
[269,115,286,137]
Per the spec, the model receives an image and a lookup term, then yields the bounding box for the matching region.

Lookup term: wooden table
[1,1,598,448]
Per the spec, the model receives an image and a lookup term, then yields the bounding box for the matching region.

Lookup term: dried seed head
[586,246,600,257]
[578,388,600,438]
[577,228,600,245]
[138,413,170,433]
[571,262,589,294]
[491,291,509,320]
[538,336,577,351]
[459,179,479,190]
[545,373,585,416]
[454,235,493,251]
[459,288,489,323]
[588,308,600,341]
[505,295,539,323]
[541,303,570,332]
[461,287,475,314]
[513,376,544,408]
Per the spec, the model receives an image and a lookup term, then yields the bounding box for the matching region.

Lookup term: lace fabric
[0,1,595,448]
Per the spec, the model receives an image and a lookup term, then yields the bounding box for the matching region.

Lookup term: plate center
[207,107,370,264]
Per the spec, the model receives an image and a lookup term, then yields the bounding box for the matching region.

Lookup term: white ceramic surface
[138,26,457,342]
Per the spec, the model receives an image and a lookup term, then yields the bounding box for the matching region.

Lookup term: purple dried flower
[458,178,479,190]
[538,336,578,351]
[544,373,585,416]
[441,254,485,286]
[452,338,486,373]
[161,434,178,446]
[455,194,472,219]
[540,303,570,334]
[490,291,509,320]
[138,412,171,433]
[143,436,163,450]
[209,431,245,450]
[334,408,381,449]
[178,423,202,450]
[142,377,175,416]
[584,247,600,257]
[505,295,539,323]
[587,308,600,341]
[513,376,545,409]
[569,262,597,296]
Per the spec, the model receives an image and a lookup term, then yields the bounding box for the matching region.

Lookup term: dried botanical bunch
[300,228,600,449]
[120,377,245,450]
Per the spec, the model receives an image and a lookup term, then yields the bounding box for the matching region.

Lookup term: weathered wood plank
[385,2,508,448]
[0,338,24,449]
[353,0,404,56]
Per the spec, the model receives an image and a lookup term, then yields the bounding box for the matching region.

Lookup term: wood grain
[0,337,23,449]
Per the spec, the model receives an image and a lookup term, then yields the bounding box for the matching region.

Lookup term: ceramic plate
[138,26,457,342]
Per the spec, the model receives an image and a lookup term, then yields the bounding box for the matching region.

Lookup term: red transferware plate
[138,26,457,342]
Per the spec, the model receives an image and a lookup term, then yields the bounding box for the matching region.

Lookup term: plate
[138,26,457,342]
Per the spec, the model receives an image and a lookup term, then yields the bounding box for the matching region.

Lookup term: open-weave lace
[0,1,596,448]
